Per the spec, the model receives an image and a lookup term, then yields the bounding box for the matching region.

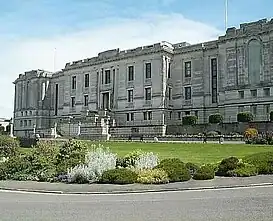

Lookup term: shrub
[0,135,20,157]
[134,152,159,170]
[193,165,215,180]
[99,168,138,184]
[243,152,273,174]
[155,158,191,182]
[67,147,117,183]
[185,162,200,176]
[116,150,144,168]
[208,114,223,124]
[216,157,241,176]
[237,112,253,123]
[244,128,258,139]
[56,139,88,174]
[137,169,169,184]
[182,115,197,126]
[270,111,273,122]
[227,164,258,177]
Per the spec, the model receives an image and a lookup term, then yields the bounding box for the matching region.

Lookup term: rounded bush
[237,112,253,123]
[226,164,257,177]
[193,165,215,180]
[208,114,223,124]
[0,135,20,157]
[99,168,138,184]
[182,115,197,126]
[155,158,191,182]
[185,162,200,176]
[243,152,273,174]
[116,150,144,168]
[244,128,258,139]
[137,169,169,184]
[216,157,241,176]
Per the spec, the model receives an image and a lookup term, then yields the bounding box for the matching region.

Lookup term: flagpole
[54,47,56,72]
[225,0,228,30]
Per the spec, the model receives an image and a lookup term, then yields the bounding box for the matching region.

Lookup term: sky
[0,0,272,118]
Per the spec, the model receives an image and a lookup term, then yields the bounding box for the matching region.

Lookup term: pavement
[0,185,272,221]
[0,175,273,194]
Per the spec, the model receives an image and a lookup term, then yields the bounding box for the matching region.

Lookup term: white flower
[135,152,159,170]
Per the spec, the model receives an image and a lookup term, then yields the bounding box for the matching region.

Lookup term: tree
[182,115,197,126]
[208,114,223,124]
[237,112,253,123]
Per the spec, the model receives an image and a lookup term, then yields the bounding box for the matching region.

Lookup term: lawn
[20,141,273,165]
[99,142,273,164]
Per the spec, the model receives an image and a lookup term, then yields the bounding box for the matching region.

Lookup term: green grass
[19,141,273,165]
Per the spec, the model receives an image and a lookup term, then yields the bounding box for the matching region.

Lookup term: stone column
[9,118,14,137]
[33,124,36,136]
[54,122,57,138]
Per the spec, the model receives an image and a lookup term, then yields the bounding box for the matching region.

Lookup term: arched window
[248,39,261,85]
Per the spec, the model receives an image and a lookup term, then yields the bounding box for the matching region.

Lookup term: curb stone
[0,182,273,195]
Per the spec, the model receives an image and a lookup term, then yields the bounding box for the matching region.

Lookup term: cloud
[0,13,221,118]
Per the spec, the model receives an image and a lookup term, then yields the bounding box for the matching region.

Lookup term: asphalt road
[0,186,272,221]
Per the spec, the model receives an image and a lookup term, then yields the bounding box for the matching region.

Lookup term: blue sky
[0,0,272,118]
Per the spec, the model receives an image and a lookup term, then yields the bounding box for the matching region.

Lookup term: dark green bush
[193,165,215,180]
[0,135,20,157]
[56,139,88,174]
[99,168,138,184]
[237,112,253,123]
[182,115,197,126]
[216,157,241,176]
[227,164,258,177]
[208,114,223,124]
[185,162,200,176]
[155,158,191,182]
[243,152,273,174]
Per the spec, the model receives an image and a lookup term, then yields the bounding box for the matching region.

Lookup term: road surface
[0,186,272,221]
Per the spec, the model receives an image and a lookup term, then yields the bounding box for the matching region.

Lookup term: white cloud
[0,13,221,118]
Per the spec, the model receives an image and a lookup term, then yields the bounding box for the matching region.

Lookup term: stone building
[13,18,273,138]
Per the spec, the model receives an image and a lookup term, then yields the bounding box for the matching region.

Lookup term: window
[251,105,257,115]
[72,76,76,89]
[20,120,23,127]
[264,88,270,97]
[168,87,172,100]
[84,74,89,87]
[127,89,133,102]
[145,87,152,100]
[185,111,190,115]
[143,111,152,120]
[169,111,173,119]
[194,111,198,117]
[143,112,147,120]
[128,66,134,81]
[167,62,171,78]
[28,120,32,126]
[251,89,257,98]
[71,97,75,107]
[29,111,32,115]
[185,61,191,77]
[211,58,218,103]
[178,112,181,120]
[145,63,151,79]
[248,39,261,85]
[104,70,111,84]
[264,104,270,115]
[84,95,89,107]
[24,120,27,127]
[239,91,244,99]
[148,111,152,120]
[185,87,191,100]
[21,111,23,116]
[126,113,134,121]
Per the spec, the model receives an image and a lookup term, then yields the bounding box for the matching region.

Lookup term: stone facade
[13,18,273,138]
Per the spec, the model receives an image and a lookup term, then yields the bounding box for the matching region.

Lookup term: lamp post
[33,124,36,137]
[68,116,73,137]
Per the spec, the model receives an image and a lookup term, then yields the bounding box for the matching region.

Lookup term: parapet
[13,69,53,84]
[64,41,174,70]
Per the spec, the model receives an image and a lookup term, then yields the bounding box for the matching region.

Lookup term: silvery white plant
[135,152,159,170]
[67,147,117,183]
[0,157,8,163]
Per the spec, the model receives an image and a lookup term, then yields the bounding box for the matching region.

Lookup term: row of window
[20,111,33,117]
[239,104,270,115]
[238,88,270,99]
[126,111,153,121]
[20,120,32,127]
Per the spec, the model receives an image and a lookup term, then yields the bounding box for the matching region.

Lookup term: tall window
[145,63,151,79]
[211,58,218,103]
[71,97,75,107]
[143,111,152,120]
[248,39,261,85]
[127,89,133,102]
[251,89,257,98]
[84,95,89,107]
[238,91,244,99]
[104,70,111,84]
[84,74,89,87]
[72,76,76,89]
[251,105,257,115]
[185,87,191,100]
[264,88,270,97]
[128,66,134,81]
[126,113,134,121]
[167,62,171,78]
[145,87,152,100]
[185,61,191,77]
[54,84,59,116]
[168,87,172,100]
[264,104,270,115]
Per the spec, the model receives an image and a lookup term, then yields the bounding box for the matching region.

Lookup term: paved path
[0,185,273,221]
[0,175,272,194]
